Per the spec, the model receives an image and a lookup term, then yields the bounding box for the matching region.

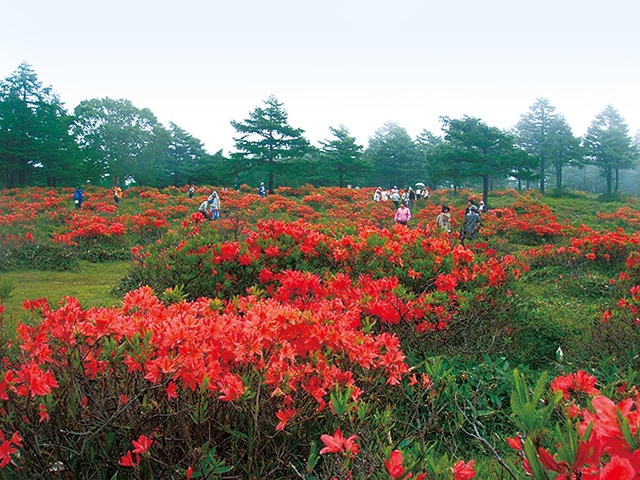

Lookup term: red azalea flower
[320,429,345,454]
[451,459,475,479]
[550,370,600,400]
[384,450,407,479]
[601,455,635,480]
[166,381,178,400]
[119,450,136,467]
[275,407,296,432]
[319,429,359,456]
[131,435,153,455]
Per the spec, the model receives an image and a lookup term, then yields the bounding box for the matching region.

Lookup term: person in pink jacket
[395,201,411,226]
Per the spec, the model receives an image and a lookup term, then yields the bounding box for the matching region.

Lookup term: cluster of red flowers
[7,282,409,421]
[509,370,640,479]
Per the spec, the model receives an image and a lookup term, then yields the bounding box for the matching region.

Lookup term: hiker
[436,205,452,233]
[210,191,220,220]
[461,205,481,244]
[408,187,416,209]
[479,200,486,213]
[373,187,382,202]
[464,199,475,215]
[391,187,401,208]
[188,185,195,198]
[113,185,122,204]
[395,201,411,226]
[197,198,212,220]
[73,186,84,209]
[258,182,266,198]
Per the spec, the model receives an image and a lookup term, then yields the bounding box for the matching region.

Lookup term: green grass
[0,261,130,320]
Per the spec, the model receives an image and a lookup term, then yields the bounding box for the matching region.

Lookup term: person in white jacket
[210,191,221,220]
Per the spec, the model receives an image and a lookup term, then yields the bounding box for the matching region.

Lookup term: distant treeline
[1,62,638,195]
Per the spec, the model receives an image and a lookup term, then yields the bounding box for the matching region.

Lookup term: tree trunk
[556,165,562,195]
[482,174,489,209]
[539,154,545,195]
[268,170,274,194]
[615,167,619,193]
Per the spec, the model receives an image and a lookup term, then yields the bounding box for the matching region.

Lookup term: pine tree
[230,96,310,194]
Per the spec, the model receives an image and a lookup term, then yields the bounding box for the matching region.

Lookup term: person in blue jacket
[258,182,266,198]
[73,187,84,209]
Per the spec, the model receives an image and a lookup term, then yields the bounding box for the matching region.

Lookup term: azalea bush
[0,286,486,478]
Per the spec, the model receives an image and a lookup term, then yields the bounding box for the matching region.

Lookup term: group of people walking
[436,199,485,244]
[383,187,485,245]
[374,186,429,209]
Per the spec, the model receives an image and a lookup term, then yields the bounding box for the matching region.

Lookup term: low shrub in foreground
[1,289,639,478]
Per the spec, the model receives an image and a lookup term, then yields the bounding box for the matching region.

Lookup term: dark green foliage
[0,62,82,188]
[230,95,311,193]
[365,122,420,188]
[316,125,370,187]
[73,97,170,186]
[583,104,639,194]
[434,116,523,207]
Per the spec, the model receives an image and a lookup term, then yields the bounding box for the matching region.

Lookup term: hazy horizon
[3,0,639,154]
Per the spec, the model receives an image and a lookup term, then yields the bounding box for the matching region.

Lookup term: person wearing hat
[258,182,266,198]
[391,186,400,208]
[436,205,452,233]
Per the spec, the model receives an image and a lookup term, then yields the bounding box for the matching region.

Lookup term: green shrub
[0,242,78,271]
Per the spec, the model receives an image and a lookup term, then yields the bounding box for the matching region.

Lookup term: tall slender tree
[583,105,638,194]
[230,96,310,194]
[318,125,368,187]
[514,98,582,194]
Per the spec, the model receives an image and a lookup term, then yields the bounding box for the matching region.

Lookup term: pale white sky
[3,0,639,154]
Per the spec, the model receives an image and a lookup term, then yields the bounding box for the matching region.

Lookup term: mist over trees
[1,63,639,196]
[513,98,583,195]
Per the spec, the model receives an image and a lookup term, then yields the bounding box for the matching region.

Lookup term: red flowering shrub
[510,369,640,479]
[0,285,413,477]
